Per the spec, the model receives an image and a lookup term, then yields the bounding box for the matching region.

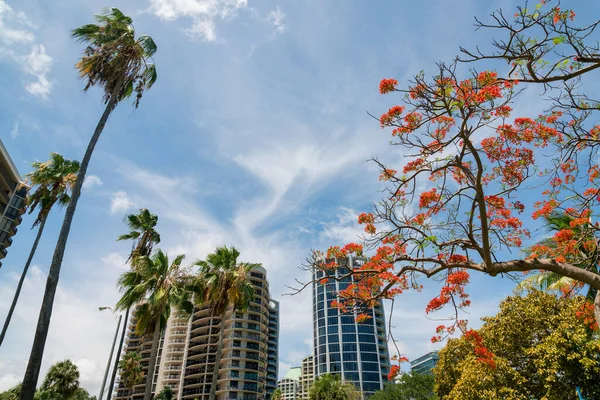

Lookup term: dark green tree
[371,373,437,400]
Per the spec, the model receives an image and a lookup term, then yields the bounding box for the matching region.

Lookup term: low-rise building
[277,367,300,400]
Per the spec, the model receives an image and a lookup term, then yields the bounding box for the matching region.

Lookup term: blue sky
[1,0,591,394]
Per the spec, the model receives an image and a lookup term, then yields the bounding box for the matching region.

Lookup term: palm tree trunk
[0,216,47,347]
[209,310,226,400]
[108,307,130,400]
[19,77,124,400]
[144,317,162,400]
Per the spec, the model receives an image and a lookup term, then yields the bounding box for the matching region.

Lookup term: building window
[359,343,376,353]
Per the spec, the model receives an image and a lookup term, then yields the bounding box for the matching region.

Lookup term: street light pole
[106,307,130,400]
[99,307,122,400]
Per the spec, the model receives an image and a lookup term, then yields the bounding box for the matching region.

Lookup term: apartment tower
[0,139,27,267]
[297,355,313,400]
[312,255,390,398]
[115,266,278,400]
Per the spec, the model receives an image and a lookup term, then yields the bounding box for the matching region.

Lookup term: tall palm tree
[20,9,157,400]
[118,351,144,400]
[116,250,193,400]
[117,209,160,262]
[107,209,161,400]
[0,153,80,347]
[193,246,259,400]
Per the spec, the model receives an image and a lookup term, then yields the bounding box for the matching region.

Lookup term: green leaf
[553,36,565,44]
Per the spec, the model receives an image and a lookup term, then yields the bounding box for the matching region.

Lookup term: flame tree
[300,1,600,378]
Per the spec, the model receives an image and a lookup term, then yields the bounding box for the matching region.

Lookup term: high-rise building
[115,266,279,400]
[297,355,313,400]
[266,300,279,400]
[409,351,439,375]
[312,255,390,398]
[0,139,27,267]
[276,367,300,400]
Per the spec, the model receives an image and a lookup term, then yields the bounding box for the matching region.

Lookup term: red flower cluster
[379,78,398,94]
[465,329,495,368]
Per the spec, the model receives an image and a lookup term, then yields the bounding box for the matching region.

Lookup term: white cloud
[83,175,103,190]
[0,1,34,45]
[22,45,52,98]
[267,7,285,35]
[0,2,53,98]
[110,191,136,214]
[101,252,128,269]
[320,207,363,244]
[10,121,18,138]
[149,0,248,42]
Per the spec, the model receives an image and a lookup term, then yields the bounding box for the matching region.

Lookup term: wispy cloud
[83,175,103,190]
[149,0,248,42]
[110,191,136,214]
[9,121,19,138]
[0,1,53,99]
[267,7,285,36]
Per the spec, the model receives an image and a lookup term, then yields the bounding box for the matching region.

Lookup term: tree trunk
[0,216,47,347]
[209,310,226,400]
[144,317,162,400]
[19,77,124,400]
[108,307,130,400]
[595,290,600,332]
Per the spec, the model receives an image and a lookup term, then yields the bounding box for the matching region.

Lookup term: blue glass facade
[312,256,390,397]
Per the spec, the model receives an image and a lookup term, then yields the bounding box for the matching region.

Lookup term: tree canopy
[308,374,361,400]
[371,373,437,400]
[434,291,600,400]
[0,360,95,400]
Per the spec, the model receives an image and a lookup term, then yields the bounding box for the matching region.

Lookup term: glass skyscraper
[312,255,390,398]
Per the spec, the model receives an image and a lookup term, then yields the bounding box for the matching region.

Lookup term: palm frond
[138,35,157,58]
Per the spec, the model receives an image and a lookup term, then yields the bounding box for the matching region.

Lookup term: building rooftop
[283,366,301,381]
[0,138,22,183]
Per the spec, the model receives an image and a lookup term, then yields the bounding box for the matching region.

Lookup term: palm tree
[0,153,80,347]
[116,250,193,400]
[271,388,282,400]
[107,209,161,400]
[153,386,173,400]
[118,351,144,400]
[39,359,80,400]
[193,246,259,400]
[20,9,157,400]
[117,209,160,262]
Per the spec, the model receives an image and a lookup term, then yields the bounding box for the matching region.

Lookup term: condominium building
[276,367,301,400]
[0,139,27,267]
[266,300,279,400]
[115,266,279,400]
[297,355,313,400]
[409,351,439,375]
[312,255,390,398]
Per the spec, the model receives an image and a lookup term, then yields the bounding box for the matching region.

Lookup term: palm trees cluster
[113,211,259,400]
[0,7,261,400]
